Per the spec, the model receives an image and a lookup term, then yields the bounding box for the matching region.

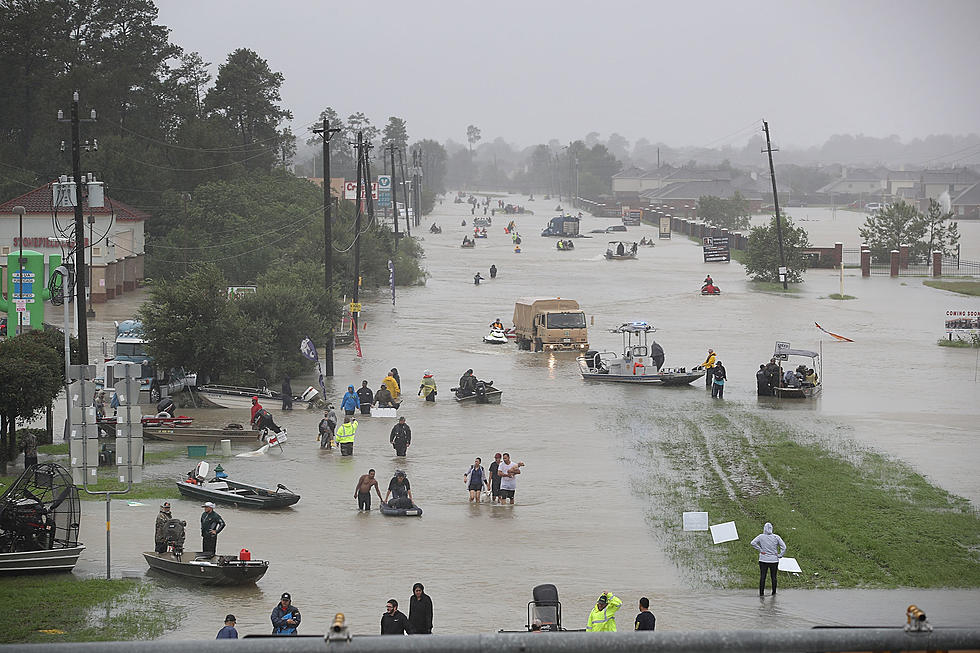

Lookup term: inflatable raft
[380,501,422,517]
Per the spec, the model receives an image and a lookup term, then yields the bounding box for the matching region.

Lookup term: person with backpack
[464,457,490,502]
[318,406,337,449]
[390,417,412,457]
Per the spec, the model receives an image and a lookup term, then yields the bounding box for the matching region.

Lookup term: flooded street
[63,195,979,636]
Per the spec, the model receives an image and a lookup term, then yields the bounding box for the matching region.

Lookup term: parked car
[865,202,884,213]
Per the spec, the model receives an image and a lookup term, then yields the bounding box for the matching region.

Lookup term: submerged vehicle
[605,241,638,260]
[176,461,300,509]
[771,341,823,399]
[483,329,509,345]
[577,322,705,386]
[541,215,581,238]
[513,298,589,352]
[0,463,84,574]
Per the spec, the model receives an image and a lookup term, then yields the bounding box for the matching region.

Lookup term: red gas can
[239,548,251,561]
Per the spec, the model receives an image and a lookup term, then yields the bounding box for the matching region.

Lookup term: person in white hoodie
[750,522,787,596]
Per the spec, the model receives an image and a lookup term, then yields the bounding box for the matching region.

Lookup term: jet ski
[484,329,508,344]
[701,284,721,295]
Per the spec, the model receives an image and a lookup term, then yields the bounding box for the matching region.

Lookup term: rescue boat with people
[605,241,638,260]
[770,341,823,399]
[577,322,705,385]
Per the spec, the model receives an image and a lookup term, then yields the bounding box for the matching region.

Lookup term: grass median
[0,577,182,643]
[629,407,980,589]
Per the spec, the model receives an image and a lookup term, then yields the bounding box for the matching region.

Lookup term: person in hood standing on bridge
[341,385,360,416]
[408,582,433,634]
[750,522,787,596]
[586,592,622,632]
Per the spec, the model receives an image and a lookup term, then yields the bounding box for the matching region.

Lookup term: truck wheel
[534,339,543,352]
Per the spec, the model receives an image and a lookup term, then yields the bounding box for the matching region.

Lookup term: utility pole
[762,120,788,290]
[555,152,562,202]
[351,132,364,330]
[387,143,401,250]
[58,91,96,363]
[312,118,340,376]
[398,149,411,231]
[364,142,375,226]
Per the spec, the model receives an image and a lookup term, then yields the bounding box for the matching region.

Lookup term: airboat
[577,322,705,385]
[0,463,84,573]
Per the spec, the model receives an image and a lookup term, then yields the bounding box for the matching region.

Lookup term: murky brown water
[37,194,980,636]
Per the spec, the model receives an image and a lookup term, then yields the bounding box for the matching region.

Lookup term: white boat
[605,241,638,260]
[483,329,509,344]
[771,342,823,399]
[577,322,705,386]
[198,384,318,410]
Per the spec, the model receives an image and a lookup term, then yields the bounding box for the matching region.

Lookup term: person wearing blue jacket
[271,592,301,635]
[341,385,360,415]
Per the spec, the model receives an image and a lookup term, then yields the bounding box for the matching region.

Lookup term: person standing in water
[354,469,384,511]
[489,264,497,279]
[701,349,716,388]
[408,583,433,634]
[751,522,787,596]
[464,457,489,502]
[418,370,437,402]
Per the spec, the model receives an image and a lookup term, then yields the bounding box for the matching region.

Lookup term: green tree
[924,198,960,257]
[0,333,66,472]
[697,193,751,231]
[205,48,293,168]
[858,201,927,262]
[306,107,354,178]
[412,139,447,193]
[743,215,811,282]
[138,265,266,384]
[382,117,409,151]
[466,125,482,151]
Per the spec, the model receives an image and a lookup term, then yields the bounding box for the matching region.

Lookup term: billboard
[702,237,731,263]
[945,309,980,334]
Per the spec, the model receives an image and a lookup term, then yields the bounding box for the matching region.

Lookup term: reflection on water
[50,193,980,637]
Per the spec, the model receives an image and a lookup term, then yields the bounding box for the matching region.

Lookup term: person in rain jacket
[271,593,301,635]
[341,386,360,415]
[382,371,401,404]
[356,381,374,415]
[587,592,622,632]
[335,416,358,456]
[701,349,716,388]
[408,582,433,634]
[418,370,437,402]
[750,522,787,596]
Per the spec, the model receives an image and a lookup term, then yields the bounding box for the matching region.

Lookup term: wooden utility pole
[387,143,401,250]
[364,142,375,226]
[312,118,340,375]
[763,120,788,290]
[352,132,363,330]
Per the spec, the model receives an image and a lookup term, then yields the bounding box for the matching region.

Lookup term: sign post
[377,175,392,208]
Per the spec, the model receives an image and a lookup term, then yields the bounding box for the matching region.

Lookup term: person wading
[701,349,716,389]
[356,381,374,415]
[390,417,412,457]
[418,370,437,402]
[408,583,433,634]
[354,469,384,511]
[335,416,358,456]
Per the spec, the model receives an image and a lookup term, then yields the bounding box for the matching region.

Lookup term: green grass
[0,577,183,643]
[938,335,980,348]
[39,443,68,455]
[630,408,980,589]
[747,281,803,294]
[924,280,980,296]
[0,472,178,500]
[826,293,856,300]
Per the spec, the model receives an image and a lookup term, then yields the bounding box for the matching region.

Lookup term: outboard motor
[475,381,488,404]
[165,518,186,558]
[528,583,562,631]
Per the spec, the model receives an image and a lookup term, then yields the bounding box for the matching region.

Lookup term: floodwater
[42,194,980,637]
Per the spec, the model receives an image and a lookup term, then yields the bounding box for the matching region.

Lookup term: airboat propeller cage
[0,463,81,552]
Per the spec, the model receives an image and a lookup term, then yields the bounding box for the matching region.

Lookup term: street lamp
[86,214,96,318]
[13,206,25,335]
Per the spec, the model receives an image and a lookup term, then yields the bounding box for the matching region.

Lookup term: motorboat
[577,322,705,385]
[453,381,502,404]
[143,551,269,586]
[605,241,638,260]
[483,329,509,345]
[556,240,575,251]
[504,328,517,340]
[461,239,475,248]
[197,384,318,410]
[771,342,823,399]
[176,462,300,509]
[380,501,423,517]
[0,463,84,574]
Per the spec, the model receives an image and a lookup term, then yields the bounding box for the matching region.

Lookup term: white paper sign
[710,521,739,544]
[683,512,709,531]
[778,557,802,573]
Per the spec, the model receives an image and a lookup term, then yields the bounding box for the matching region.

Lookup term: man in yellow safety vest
[335,416,358,456]
[586,592,622,632]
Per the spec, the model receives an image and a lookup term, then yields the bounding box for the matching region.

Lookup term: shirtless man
[354,469,384,511]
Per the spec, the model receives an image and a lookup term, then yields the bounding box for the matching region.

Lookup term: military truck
[512,298,589,352]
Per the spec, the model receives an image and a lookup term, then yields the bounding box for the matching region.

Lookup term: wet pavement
[35,193,980,636]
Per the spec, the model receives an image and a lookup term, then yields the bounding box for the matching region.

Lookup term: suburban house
[951,181,980,218]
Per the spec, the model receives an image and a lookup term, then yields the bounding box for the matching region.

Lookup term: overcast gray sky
[156,0,980,150]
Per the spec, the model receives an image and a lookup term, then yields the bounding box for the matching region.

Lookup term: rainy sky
[156,0,980,149]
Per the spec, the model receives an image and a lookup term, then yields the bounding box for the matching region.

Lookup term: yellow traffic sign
[349,302,362,313]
